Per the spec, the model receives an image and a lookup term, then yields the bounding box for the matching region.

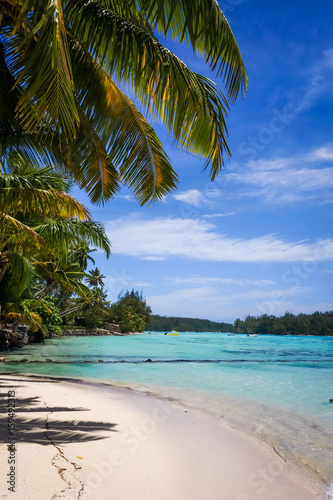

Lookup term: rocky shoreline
[0,324,134,351]
[61,328,125,337]
[0,327,29,350]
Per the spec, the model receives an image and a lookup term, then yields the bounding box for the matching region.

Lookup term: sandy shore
[0,374,326,500]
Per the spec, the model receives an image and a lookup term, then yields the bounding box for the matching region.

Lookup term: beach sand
[0,374,325,499]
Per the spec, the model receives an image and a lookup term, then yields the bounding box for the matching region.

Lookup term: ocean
[1,332,333,490]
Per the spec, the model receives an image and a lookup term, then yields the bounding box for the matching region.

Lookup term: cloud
[142,256,166,261]
[294,47,333,112]
[307,146,333,162]
[106,216,333,263]
[226,150,333,204]
[173,189,206,207]
[146,285,311,322]
[167,276,276,287]
[202,212,235,219]
[323,49,333,69]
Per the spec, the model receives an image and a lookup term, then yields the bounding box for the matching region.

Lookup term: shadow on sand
[0,377,118,445]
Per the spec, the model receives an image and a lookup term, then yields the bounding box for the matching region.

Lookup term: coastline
[0,373,327,499]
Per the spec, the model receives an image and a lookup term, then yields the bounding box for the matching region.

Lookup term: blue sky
[75,0,333,323]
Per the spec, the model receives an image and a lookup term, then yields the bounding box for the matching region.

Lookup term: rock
[20,358,29,363]
[329,399,333,403]
[0,328,29,349]
[83,360,89,363]
[146,358,153,363]
[120,360,125,363]
[0,357,5,362]
[45,358,52,363]
[98,360,104,363]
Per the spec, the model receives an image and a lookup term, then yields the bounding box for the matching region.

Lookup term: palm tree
[0,0,247,205]
[70,243,96,271]
[85,267,106,288]
[0,163,111,320]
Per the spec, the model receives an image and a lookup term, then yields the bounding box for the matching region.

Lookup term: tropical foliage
[234,312,333,336]
[108,290,152,333]
[0,160,111,333]
[0,0,247,205]
[147,315,234,333]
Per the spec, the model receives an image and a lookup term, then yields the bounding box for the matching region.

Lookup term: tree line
[146,315,234,333]
[147,311,333,336]
[234,312,333,336]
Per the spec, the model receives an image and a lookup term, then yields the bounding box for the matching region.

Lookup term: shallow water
[1,332,333,483]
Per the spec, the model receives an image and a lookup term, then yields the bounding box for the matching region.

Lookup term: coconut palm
[85,267,106,288]
[0,0,247,205]
[70,243,96,272]
[0,164,111,316]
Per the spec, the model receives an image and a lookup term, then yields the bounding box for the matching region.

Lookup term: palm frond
[67,1,233,177]
[0,167,91,220]
[33,219,111,258]
[0,129,62,174]
[14,0,79,141]
[4,301,43,332]
[1,252,33,297]
[62,107,121,204]
[0,39,21,133]
[69,39,178,203]
[70,0,247,101]
[0,212,44,249]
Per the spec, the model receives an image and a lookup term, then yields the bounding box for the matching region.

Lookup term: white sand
[0,374,325,499]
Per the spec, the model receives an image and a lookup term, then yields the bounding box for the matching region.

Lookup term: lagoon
[1,332,333,485]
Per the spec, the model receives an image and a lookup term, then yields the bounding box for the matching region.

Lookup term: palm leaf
[14,0,79,141]
[1,252,33,297]
[67,1,233,177]
[0,212,44,250]
[69,40,178,203]
[0,167,91,220]
[33,219,111,258]
[62,107,121,204]
[69,0,247,100]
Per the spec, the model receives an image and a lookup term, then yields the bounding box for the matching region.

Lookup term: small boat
[247,334,258,337]
[164,331,179,336]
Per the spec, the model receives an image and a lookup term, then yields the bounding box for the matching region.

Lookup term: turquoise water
[1,332,333,483]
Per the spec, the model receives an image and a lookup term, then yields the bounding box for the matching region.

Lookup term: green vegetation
[146,315,233,333]
[108,290,152,333]
[0,1,247,343]
[0,160,111,336]
[234,312,333,336]
[147,312,333,336]
[0,0,247,205]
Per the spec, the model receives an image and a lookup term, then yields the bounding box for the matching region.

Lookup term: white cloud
[202,212,235,219]
[173,189,206,207]
[295,47,333,112]
[168,276,276,287]
[142,256,166,261]
[307,146,333,162]
[323,48,333,69]
[146,285,311,322]
[106,216,333,263]
[227,150,333,204]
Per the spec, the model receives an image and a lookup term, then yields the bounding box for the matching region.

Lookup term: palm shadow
[0,392,118,446]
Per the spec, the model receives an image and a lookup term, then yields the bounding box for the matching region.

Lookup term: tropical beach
[0,373,326,500]
[1,0,333,499]
[1,332,333,498]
